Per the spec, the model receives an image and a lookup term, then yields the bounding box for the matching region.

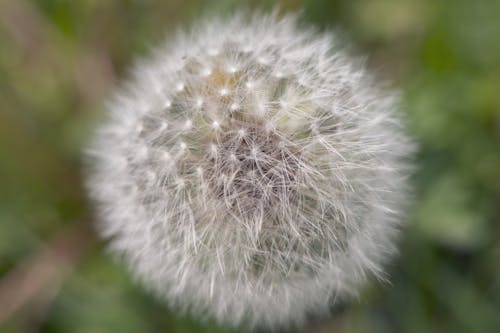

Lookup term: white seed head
[85,12,414,330]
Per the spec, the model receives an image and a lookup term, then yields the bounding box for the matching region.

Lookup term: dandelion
[85,11,414,330]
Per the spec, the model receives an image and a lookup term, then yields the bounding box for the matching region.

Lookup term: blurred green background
[1,0,499,332]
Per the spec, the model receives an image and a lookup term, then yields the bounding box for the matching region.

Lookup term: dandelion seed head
[85,11,414,330]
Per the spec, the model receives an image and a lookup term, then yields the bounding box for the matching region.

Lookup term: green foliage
[1,0,499,332]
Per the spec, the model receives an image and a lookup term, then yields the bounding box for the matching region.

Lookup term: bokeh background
[1,0,499,332]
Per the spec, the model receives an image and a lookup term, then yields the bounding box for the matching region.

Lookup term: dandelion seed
[176,82,184,92]
[195,98,203,109]
[201,67,212,77]
[230,103,239,111]
[226,65,238,73]
[237,128,246,138]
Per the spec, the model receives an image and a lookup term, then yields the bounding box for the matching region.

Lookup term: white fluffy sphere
[85,12,414,330]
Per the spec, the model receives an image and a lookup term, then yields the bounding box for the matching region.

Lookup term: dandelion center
[201,120,302,220]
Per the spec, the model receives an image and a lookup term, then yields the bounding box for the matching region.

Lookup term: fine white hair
[85,11,414,330]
